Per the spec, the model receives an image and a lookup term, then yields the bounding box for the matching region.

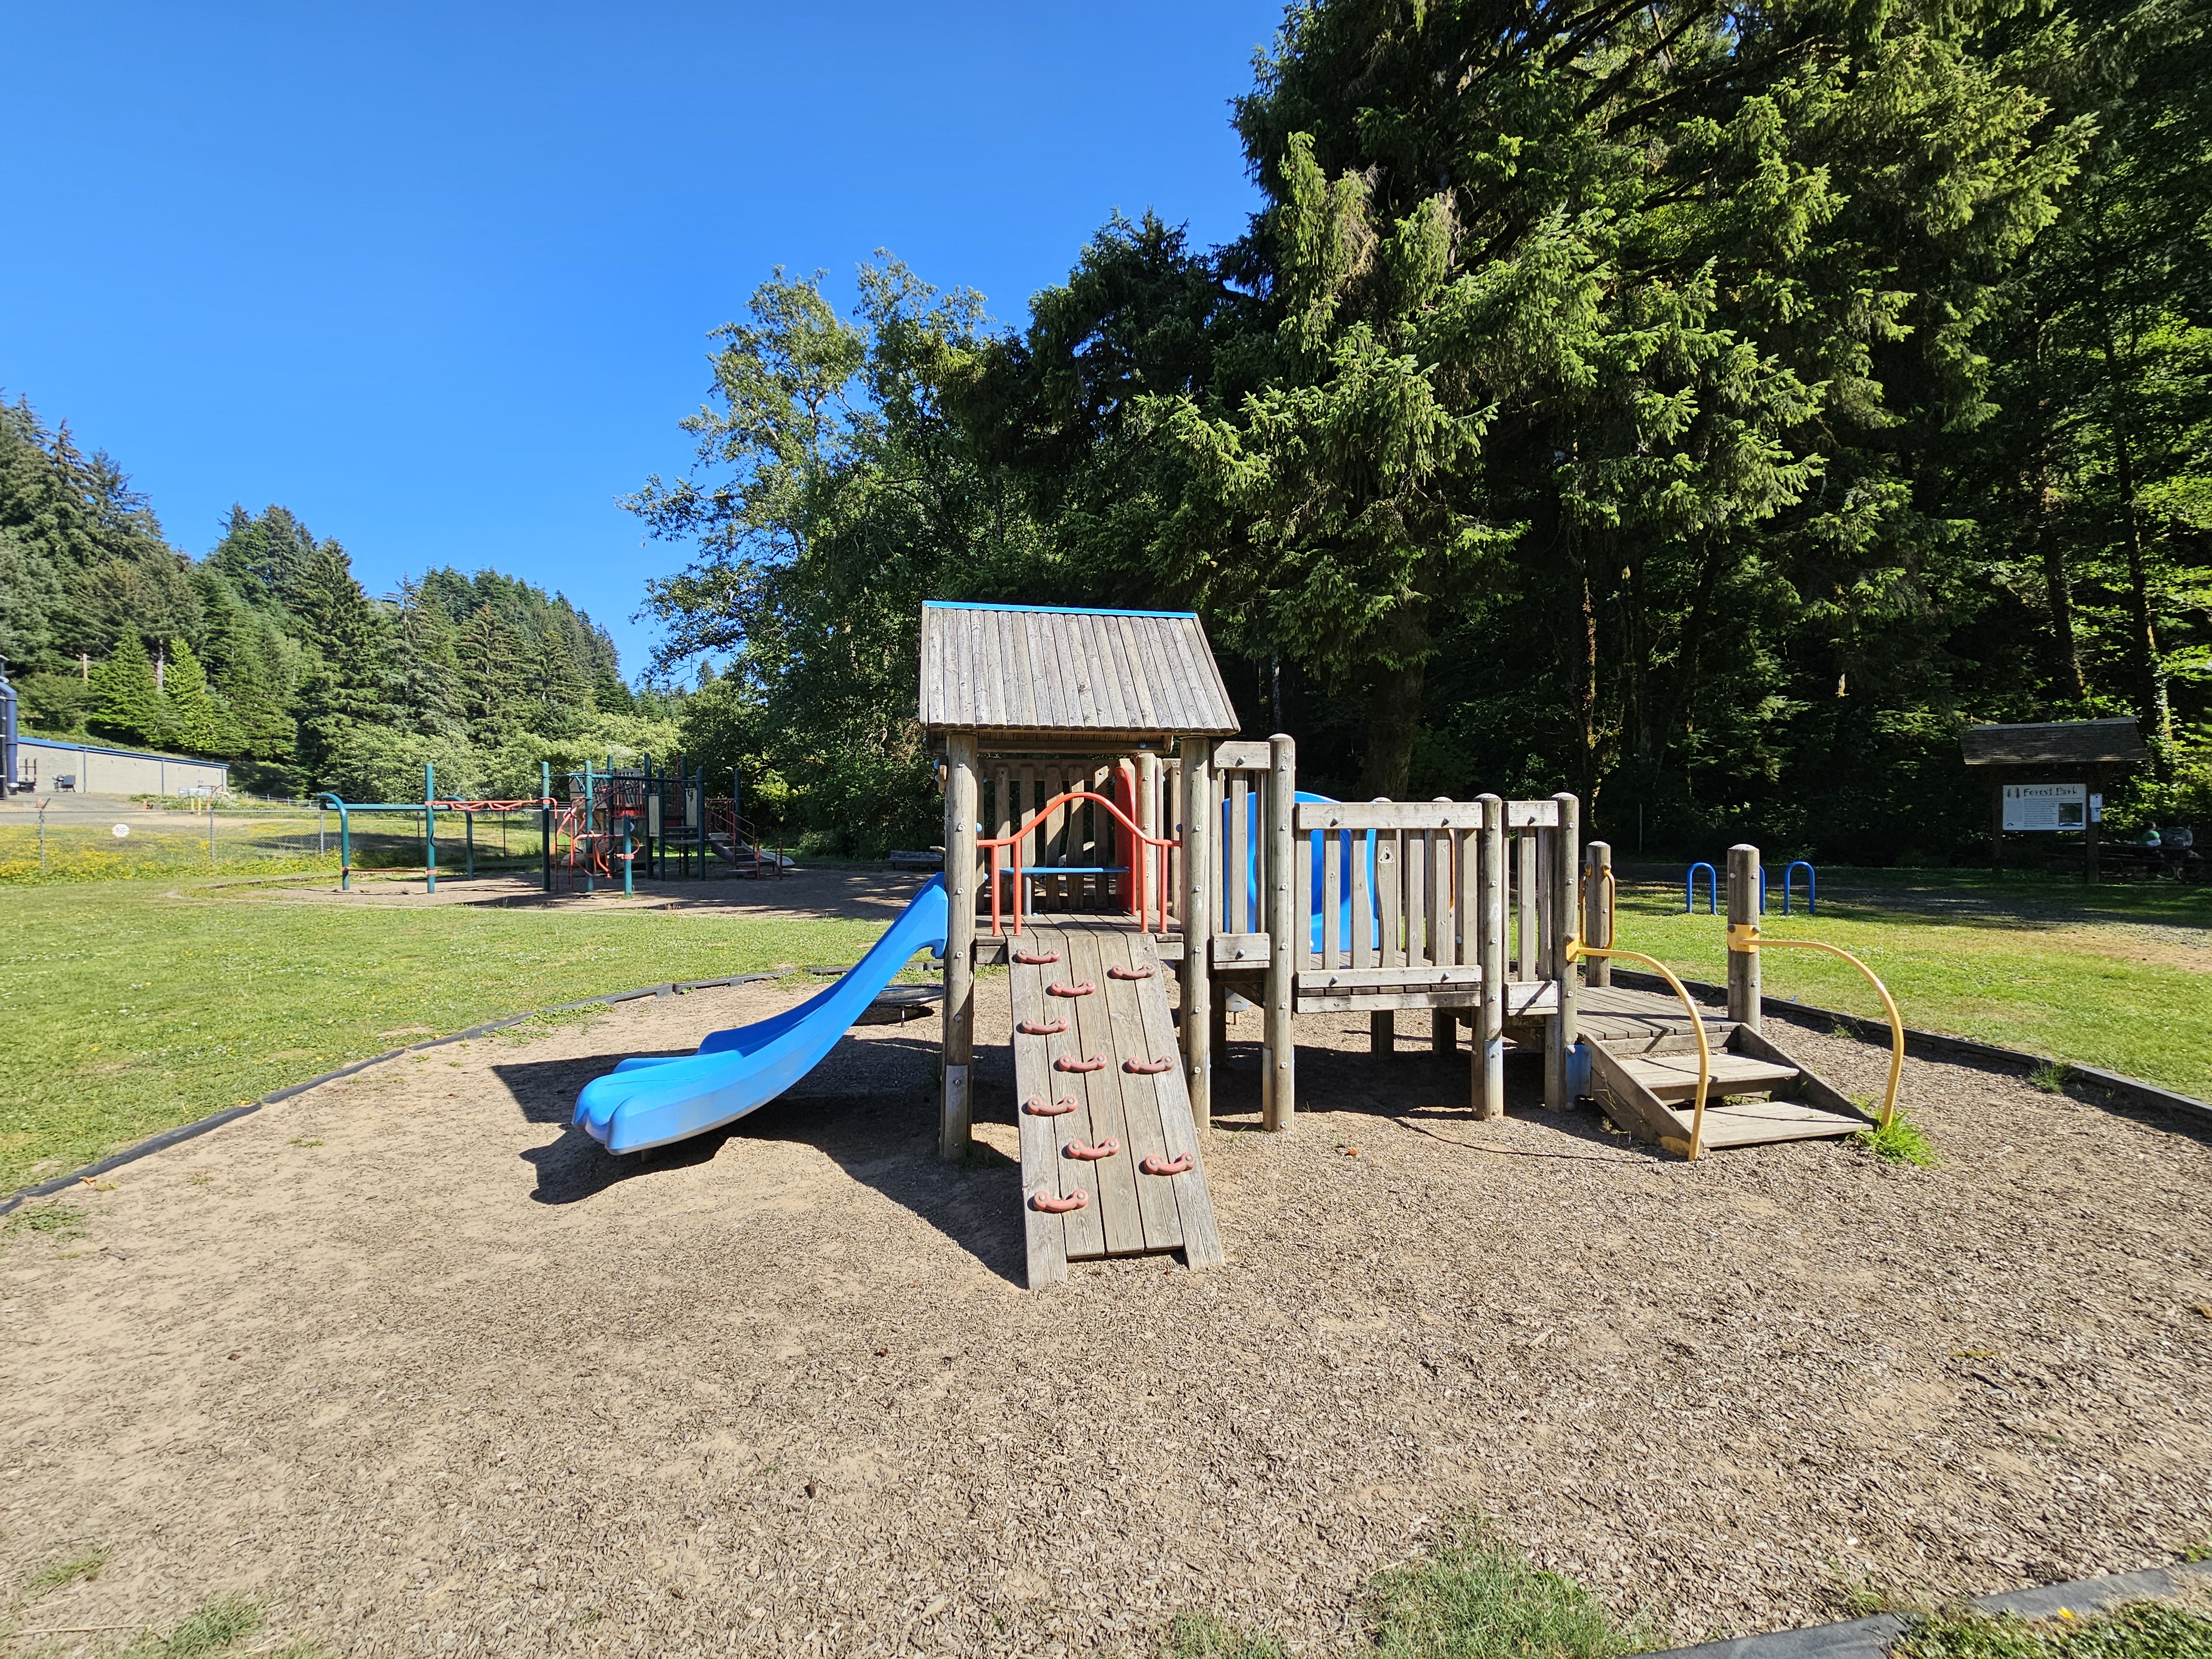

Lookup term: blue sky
[2,3,1276,676]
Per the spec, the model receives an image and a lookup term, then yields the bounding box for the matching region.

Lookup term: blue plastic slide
[574,875,950,1155]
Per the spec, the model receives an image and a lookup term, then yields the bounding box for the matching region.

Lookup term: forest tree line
[633,0,2210,862]
[0,398,671,801]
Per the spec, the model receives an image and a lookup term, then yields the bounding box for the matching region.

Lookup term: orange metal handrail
[978,789,1178,937]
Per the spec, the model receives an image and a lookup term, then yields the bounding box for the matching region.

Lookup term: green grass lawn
[1,877,909,1193]
[1606,868,2212,1102]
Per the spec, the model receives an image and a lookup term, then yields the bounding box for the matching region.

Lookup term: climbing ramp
[1006,924,1223,1287]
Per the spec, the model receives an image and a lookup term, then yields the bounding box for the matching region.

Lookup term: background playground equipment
[310,756,794,895]
[1685,858,1818,915]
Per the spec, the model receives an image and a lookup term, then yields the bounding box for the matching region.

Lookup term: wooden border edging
[1644,1559,2212,1659]
[1609,969,2212,1129]
[0,972,783,1216]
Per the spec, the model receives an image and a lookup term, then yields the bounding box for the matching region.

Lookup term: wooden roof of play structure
[919,602,1239,744]
[1960,717,2150,770]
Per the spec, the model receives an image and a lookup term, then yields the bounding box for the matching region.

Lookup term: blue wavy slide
[574,875,950,1155]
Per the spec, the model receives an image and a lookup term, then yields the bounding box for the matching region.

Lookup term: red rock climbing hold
[1055,1052,1107,1073]
[1065,1138,1120,1161]
[1012,948,1061,966]
[1016,1018,1068,1036]
[1022,1094,1078,1117]
[1123,1056,1175,1076]
[1031,1188,1089,1214]
[1046,980,1097,999]
[1140,1152,1194,1176]
[1105,962,1155,980]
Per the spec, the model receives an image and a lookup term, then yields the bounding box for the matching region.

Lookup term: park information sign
[2002,781,2088,831]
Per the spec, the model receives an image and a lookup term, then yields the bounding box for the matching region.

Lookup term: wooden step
[1599,1024,1739,1057]
[1613,1051,1799,1102]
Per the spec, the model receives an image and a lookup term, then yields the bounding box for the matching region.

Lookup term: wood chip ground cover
[3,984,2209,1656]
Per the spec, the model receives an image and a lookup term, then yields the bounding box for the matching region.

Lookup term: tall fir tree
[88,630,163,744]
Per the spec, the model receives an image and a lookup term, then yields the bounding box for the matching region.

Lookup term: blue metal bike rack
[1783,859,1817,915]
[1686,862,1718,914]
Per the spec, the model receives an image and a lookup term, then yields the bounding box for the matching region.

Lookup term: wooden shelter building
[1961,717,2150,878]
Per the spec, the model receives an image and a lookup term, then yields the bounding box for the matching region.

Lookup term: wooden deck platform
[1006,924,1224,1286]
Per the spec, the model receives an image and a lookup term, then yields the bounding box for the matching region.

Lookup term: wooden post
[1584,841,1613,988]
[1136,752,1160,927]
[1264,733,1297,1130]
[1180,735,1213,1129]
[1727,841,1761,1034]
[1544,792,1579,1109]
[1371,1010,1394,1055]
[1474,795,1505,1118]
[941,733,978,1160]
[1991,781,2004,873]
[2085,765,2101,884]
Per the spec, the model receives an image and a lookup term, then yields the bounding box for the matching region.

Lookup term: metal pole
[424,762,437,894]
[208,792,216,869]
[540,761,552,894]
[318,794,351,891]
[39,798,46,873]
[583,758,596,895]
[466,811,475,879]
[622,817,633,898]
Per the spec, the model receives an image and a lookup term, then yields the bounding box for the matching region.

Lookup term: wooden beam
[1545,792,1579,1109]
[1293,801,1486,831]
[1179,735,1212,1129]
[1477,794,1505,1120]
[1264,733,1296,1130]
[941,732,978,1160]
[1727,842,1761,1034]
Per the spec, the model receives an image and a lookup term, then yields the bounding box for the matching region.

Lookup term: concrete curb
[1647,1559,2212,1659]
[1608,969,2212,1129]
[0,972,779,1217]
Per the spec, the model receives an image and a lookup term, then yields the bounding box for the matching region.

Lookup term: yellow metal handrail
[1729,923,1902,1129]
[1566,939,1715,1159]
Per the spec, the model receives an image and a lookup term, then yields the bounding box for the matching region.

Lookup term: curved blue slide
[574,875,950,1155]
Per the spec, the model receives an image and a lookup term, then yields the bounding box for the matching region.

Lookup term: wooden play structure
[919,602,1895,1287]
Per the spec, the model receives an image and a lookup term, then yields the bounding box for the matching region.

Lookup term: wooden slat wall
[1288,800,1573,994]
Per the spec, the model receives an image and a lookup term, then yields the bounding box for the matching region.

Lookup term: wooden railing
[1290,796,1572,1006]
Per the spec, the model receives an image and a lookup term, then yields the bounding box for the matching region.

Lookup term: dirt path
[4,985,2210,1656]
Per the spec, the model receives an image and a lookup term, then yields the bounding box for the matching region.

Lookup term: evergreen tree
[289,538,394,779]
[389,578,468,738]
[88,630,162,744]
[159,638,234,755]
[458,605,527,747]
